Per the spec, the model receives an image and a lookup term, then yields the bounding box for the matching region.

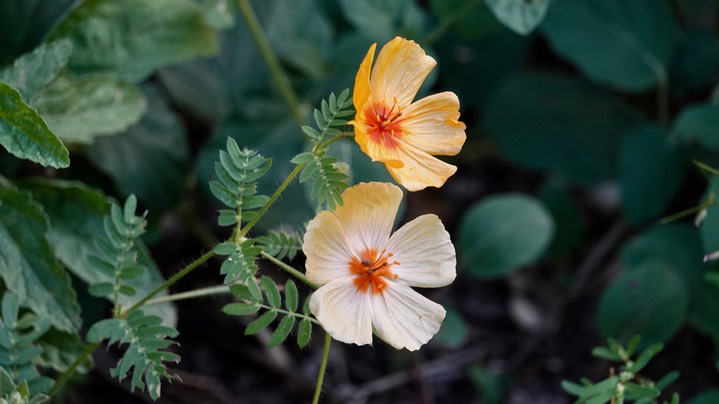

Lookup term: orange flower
[303,182,456,350]
[350,37,466,191]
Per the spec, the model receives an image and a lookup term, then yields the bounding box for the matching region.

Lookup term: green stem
[48,341,99,398]
[237,163,304,239]
[261,251,317,289]
[695,160,719,177]
[144,284,233,306]
[122,249,216,316]
[425,0,483,45]
[312,332,332,404]
[237,0,304,126]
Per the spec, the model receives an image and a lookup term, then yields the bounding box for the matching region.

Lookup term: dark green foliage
[563,336,678,404]
[293,90,353,209]
[0,293,53,397]
[87,195,146,305]
[223,279,314,349]
[256,228,303,261]
[87,310,179,400]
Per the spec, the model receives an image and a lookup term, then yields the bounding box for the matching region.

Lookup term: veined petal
[310,277,373,346]
[385,142,457,191]
[304,211,355,286]
[332,182,402,253]
[353,43,376,111]
[386,214,456,288]
[401,92,467,156]
[371,37,436,108]
[368,284,446,351]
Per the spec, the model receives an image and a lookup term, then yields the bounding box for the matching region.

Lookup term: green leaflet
[0,82,69,168]
[0,39,73,101]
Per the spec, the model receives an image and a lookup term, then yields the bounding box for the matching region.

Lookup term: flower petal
[369,284,446,351]
[386,214,456,288]
[371,37,436,108]
[401,92,466,156]
[310,277,373,346]
[352,42,376,112]
[332,182,402,253]
[303,211,355,286]
[385,142,457,191]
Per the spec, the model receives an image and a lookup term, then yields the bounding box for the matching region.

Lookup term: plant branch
[236,0,303,126]
[313,332,332,404]
[261,251,317,289]
[122,249,217,316]
[48,342,99,398]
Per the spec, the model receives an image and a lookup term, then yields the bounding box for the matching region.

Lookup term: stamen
[348,247,400,295]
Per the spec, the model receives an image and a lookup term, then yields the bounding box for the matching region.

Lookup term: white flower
[303,182,456,351]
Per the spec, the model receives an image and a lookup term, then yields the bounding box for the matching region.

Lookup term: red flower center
[363,102,404,149]
[349,247,399,295]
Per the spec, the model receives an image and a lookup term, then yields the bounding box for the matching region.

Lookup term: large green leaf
[20,180,177,327]
[619,124,685,226]
[32,73,147,144]
[597,259,688,347]
[672,103,719,150]
[541,0,679,92]
[429,0,501,40]
[0,82,69,168]
[87,86,189,212]
[458,194,554,278]
[0,39,73,101]
[50,0,218,82]
[0,0,77,64]
[539,180,584,256]
[672,29,719,93]
[0,186,80,332]
[483,73,640,185]
[485,0,550,35]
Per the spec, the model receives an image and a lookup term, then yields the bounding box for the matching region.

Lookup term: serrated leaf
[222,302,260,316]
[297,318,312,348]
[50,0,219,82]
[245,310,277,335]
[0,82,69,168]
[262,277,281,308]
[33,73,147,144]
[284,280,298,312]
[268,316,295,348]
[0,39,73,101]
[0,186,80,332]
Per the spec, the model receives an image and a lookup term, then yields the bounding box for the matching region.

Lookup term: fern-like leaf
[87,310,179,400]
[0,293,52,397]
[222,279,314,349]
[88,195,146,308]
[255,228,303,260]
[210,139,271,227]
[214,240,262,295]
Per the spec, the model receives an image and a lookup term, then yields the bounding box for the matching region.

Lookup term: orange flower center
[349,247,399,295]
[363,101,404,149]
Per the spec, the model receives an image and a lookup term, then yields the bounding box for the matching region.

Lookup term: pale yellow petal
[310,278,373,346]
[371,37,436,108]
[401,92,466,156]
[332,182,402,253]
[352,43,376,111]
[303,211,355,286]
[385,142,457,191]
[368,284,446,351]
[386,214,456,288]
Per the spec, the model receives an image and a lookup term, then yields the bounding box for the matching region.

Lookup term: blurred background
[3,0,719,403]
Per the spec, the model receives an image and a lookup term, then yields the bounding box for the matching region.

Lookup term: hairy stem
[313,332,332,404]
[236,0,303,126]
[122,249,217,316]
[261,251,317,289]
[48,342,99,398]
[144,284,232,306]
